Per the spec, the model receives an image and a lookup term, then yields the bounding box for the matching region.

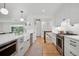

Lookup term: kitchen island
[0,33,30,56]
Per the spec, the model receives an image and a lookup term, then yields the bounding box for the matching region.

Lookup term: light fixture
[20,10,24,22]
[0,3,8,15]
[20,18,24,22]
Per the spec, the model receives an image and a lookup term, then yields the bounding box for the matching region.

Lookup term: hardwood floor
[25,37,60,56]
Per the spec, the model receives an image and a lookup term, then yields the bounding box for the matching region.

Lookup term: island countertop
[0,33,25,46]
[64,35,79,41]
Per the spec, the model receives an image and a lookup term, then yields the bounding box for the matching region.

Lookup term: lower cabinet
[17,45,25,56]
[46,32,56,45]
[65,47,77,56]
[64,37,79,56]
[17,37,30,56]
[52,33,56,45]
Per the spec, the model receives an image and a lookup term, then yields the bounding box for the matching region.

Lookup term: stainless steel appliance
[0,40,17,56]
[56,31,78,56]
[56,34,64,56]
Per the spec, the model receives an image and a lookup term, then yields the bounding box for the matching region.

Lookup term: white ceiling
[0,3,63,22]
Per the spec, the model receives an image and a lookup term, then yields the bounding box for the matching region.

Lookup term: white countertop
[64,35,79,41]
[0,33,25,46]
[0,31,34,46]
[52,31,79,41]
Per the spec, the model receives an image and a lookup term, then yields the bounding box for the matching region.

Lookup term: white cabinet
[65,46,77,56]
[46,32,56,45]
[17,36,30,56]
[64,36,79,56]
[51,33,56,45]
[31,32,36,43]
[0,22,11,33]
[17,37,24,56]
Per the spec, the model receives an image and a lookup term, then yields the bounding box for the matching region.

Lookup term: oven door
[56,34,64,55]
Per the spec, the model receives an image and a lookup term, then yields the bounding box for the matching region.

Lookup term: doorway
[35,19,41,37]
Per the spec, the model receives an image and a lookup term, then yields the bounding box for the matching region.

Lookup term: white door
[36,19,41,37]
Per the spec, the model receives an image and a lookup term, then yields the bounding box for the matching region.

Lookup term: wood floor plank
[25,37,60,56]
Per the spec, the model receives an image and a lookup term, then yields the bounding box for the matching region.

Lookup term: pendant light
[0,3,8,15]
[20,10,24,22]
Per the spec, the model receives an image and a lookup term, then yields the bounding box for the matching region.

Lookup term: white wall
[41,20,54,37]
[55,3,79,26]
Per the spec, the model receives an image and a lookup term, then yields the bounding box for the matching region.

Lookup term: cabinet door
[18,46,25,56]
[17,39,30,56]
[52,33,56,45]
[25,39,30,51]
[46,33,52,42]
[33,32,36,43]
[46,33,56,45]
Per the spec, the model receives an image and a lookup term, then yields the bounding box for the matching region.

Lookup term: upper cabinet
[0,22,11,33]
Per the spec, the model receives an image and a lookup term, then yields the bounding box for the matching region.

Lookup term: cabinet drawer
[64,47,79,56]
[65,47,72,56]
[65,37,79,51]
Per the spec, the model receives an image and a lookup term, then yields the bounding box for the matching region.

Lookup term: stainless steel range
[56,31,78,56]
[56,34,64,56]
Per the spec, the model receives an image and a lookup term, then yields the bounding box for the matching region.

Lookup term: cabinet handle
[70,51,77,56]
[70,43,76,47]
[70,40,76,43]
[20,47,23,50]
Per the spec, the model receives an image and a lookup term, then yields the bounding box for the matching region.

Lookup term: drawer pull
[70,43,76,47]
[70,51,77,56]
[70,40,76,43]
